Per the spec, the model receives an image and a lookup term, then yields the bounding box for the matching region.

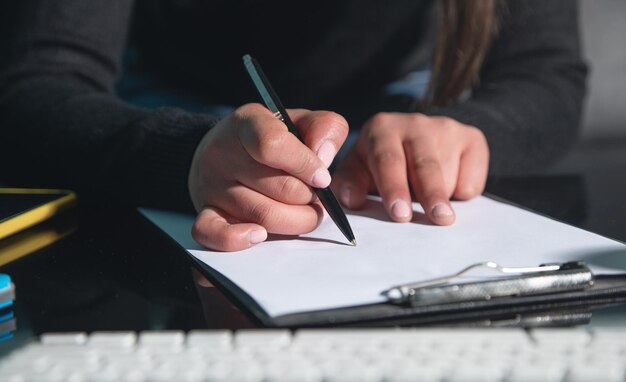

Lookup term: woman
[0,0,587,251]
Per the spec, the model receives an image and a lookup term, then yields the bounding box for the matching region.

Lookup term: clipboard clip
[381,261,594,307]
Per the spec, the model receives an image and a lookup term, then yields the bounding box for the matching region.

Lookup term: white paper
[142,196,626,318]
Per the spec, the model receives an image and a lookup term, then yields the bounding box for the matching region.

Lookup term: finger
[454,128,490,200]
[234,155,316,205]
[289,109,349,168]
[419,117,461,199]
[237,109,331,189]
[192,207,268,251]
[366,133,413,222]
[439,149,462,199]
[218,183,324,235]
[332,148,374,210]
[405,138,456,225]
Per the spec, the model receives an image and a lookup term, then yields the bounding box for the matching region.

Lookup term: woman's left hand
[332,112,489,225]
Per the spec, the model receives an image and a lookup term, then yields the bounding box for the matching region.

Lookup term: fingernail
[249,228,267,244]
[431,202,454,218]
[391,200,412,220]
[312,169,331,188]
[317,140,337,168]
[340,185,351,207]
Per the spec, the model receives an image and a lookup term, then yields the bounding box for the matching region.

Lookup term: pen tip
[351,239,357,246]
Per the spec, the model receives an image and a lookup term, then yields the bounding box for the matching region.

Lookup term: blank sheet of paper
[142,196,626,318]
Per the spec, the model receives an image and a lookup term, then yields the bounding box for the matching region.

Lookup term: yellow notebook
[0,188,77,266]
[0,188,76,241]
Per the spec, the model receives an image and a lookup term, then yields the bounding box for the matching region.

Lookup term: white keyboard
[1,328,626,382]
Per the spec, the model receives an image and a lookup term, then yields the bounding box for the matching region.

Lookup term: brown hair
[425,0,500,108]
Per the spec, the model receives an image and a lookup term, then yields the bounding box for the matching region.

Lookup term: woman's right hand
[188,103,349,251]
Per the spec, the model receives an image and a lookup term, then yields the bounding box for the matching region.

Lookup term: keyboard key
[509,361,567,382]
[530,328,591,347]
[139,331,185,347]
[88,332,137,348]
[234,329,291,349]
[568,362,626,382]
[186,330,232,350]
[41,332,88,346]
[385,365,443,382]
[265,364,323,382]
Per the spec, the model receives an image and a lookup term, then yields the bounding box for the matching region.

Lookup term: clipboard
[186,254,626,328]
[141,194,626,329]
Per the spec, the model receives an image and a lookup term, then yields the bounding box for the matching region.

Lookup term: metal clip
[382,261,594,307]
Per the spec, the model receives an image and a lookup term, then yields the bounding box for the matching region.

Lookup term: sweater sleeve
[425,0,588,175]
[0,0,217,212]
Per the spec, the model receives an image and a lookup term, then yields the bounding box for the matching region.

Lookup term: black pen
[242,54,356,246]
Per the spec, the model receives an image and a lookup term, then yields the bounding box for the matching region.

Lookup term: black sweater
[0,0,588,212]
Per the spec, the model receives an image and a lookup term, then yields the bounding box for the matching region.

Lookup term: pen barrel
[316,187,355,244]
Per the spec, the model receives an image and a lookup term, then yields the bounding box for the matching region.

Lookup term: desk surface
[1,174,626,354]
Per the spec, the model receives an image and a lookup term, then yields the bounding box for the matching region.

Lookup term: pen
[242,54,356,246]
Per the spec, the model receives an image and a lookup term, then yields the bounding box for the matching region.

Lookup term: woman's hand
[188,103,348,251]
[333,112,489,225]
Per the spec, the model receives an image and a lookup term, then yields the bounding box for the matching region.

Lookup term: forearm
[0,77,216,212]
[0,0,220,212]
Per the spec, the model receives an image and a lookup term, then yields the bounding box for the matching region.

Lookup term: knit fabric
[0,0,587,212]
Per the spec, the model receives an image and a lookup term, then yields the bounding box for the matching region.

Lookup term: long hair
[425,0,500,108]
